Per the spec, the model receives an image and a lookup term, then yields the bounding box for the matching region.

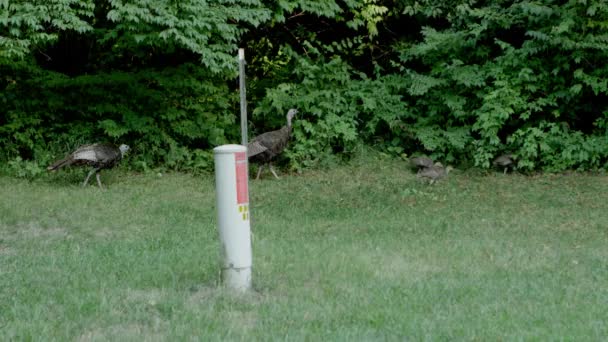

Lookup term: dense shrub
[386,0,608,170]
[254,50,406,170]
[1,0,607,176]
[1,61,236,174]
[1,0,269,175]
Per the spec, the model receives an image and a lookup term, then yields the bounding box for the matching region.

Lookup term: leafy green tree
[1,0,272,175]
[2,0,607,176]
[388,0,608,170]
[0,0,94,60]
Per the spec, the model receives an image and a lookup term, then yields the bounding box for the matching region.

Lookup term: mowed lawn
[1,156,607,340]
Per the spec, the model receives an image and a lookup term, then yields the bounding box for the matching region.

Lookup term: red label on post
[235,152,249,204]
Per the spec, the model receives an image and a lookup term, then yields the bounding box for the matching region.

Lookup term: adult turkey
[48,143,129,188]
[493,153,515,174]
[247,108,297,180]
[410,156,434,170]
[417,163,453,184]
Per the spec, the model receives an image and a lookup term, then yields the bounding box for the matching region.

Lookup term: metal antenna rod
[238,48,248,146]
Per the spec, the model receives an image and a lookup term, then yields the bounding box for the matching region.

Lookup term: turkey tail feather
[47,157,73,171]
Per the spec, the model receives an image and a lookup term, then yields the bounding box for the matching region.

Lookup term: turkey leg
[96,171,104,189]
[82,168,97,187]
[269,164,280,179]
[255,165,264,180]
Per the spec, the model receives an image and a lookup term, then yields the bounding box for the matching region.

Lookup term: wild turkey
[417,162,453,184]
[493,153,515,174]
[247,108,298,180]
[410,156,434,170]
[48,143,129,188]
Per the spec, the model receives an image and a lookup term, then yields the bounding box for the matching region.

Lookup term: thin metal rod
[239,48,247,146]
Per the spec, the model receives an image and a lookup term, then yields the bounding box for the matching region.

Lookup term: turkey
[410,156,434,170]
[48,143,129,188]
[493,153,515,174]
[247,108,298,180]
[417,163,453,184]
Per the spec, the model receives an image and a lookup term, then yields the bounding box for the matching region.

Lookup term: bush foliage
[1,0,607,176]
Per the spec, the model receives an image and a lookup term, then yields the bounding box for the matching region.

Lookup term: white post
[213,144,252,291]
[238,48,248,146]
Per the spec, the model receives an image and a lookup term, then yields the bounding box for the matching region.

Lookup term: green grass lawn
[1,155,607,340]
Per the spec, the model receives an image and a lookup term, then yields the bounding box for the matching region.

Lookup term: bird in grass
[247,109,297,180]
[48,143,129,188]
[417,162,453,184]
[410,156,434,170]
[493,153,515,174]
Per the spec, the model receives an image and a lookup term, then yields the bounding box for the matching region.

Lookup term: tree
[1,0,272,175]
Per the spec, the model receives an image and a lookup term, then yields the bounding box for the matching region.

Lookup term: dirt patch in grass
[185,285,262,333]
[125,288,166,306]
[226,310,258,333]
[186,285,217,305]
[23,226,68,239]
[91,226,117,238]
[187,285,268,306]
[3,222,69,241]
[356,249,444,283]
[78,289,170,341]
[77,322,167,342]
[0,244,15,256]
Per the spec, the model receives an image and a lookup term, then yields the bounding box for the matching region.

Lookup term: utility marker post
[214,145,252,291]
[239,48,248,146]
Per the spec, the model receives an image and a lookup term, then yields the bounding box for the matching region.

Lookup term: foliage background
[1,0,607,177]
